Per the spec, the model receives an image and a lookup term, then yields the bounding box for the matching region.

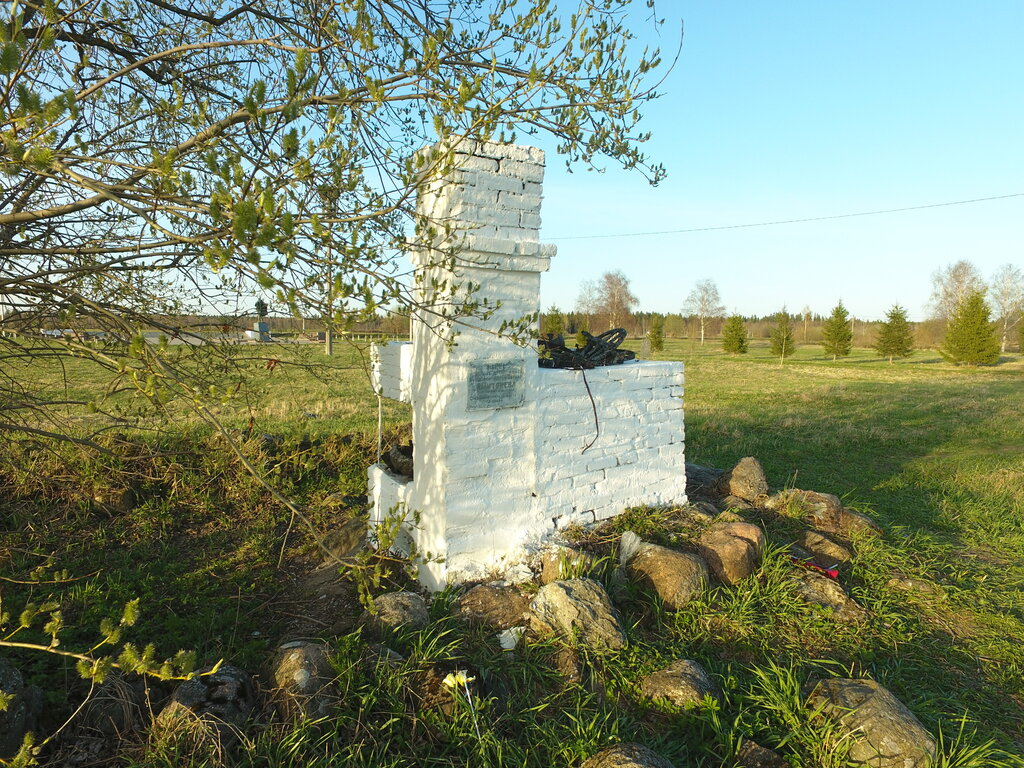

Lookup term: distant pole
[325,247,333,356]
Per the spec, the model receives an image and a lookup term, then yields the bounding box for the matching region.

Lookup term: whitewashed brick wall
[369,141,686,590]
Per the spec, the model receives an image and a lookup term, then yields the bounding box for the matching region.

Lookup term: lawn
[1,337,1022,766]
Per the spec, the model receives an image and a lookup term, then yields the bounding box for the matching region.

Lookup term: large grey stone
[793,572,867,622]
[625,543,708,610]
[155,665,255,749]
[581,743,676,768]
[363,591,430,634]
[78,671,152,736]
[716,457,769,502]
[639,659,720,709]
[529,578,626,651]
[270,641,339,720]
[697,522,764,585]
[808,678,936,768]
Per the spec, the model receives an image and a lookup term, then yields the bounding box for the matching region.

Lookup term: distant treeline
[541,310,951,349]
[29,308,955,349]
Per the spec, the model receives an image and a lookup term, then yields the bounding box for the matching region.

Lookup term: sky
[533,2,1024,321]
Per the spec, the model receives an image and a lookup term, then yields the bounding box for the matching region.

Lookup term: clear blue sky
[535,2,1024,321]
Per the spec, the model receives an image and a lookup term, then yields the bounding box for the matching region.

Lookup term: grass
[1,337,1023,766]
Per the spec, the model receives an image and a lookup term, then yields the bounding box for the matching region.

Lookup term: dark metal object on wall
[538,329,636,369]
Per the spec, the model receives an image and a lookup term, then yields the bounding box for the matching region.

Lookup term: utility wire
[548,192,1024,241]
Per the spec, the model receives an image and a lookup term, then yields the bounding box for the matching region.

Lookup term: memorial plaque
[467,359,525,411]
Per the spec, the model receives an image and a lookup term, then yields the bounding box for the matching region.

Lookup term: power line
[547,192,1024,241]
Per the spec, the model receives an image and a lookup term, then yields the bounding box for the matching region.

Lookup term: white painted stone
[370,342,413,403]
[498,190,543,210]
[499,158,546,183]
[519,212,542,229]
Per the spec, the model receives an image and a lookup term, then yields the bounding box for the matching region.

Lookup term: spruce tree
[647,314,665,353]
[542,305,565,337]
[769,309,795,363]
[821,301,853,361]
[721,315,748,354]
[939,290,1000,365]
[874,305,915,363]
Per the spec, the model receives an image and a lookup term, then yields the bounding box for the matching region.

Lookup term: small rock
[625,543,709,611]
[270,641,338,720]
[785,490,844,532]
[798,530,852,566]
[736,740,786,768]
[539,546,602,584]
[639,659,721,709]
[716,510,747,524]
[363,644,404,668]
[841,508,883,538]
[686,502,718,522]
[720,496,754,512]
[503,563,535,584]
[454,584,530,629]
[685,463,725,498]
[407,666,457,713]
[716,457,769,503]
[552,646,583,685]
[78,672,152,736]
[155,665,255,749]
[581,742,676,768]
[363,591,430,634]
[320,517,367,563]
[383,443,413,477]
[793,572,867,622]
[697,522,764,586]
[529,579,626,651]
[886,576,945,598]
[808,678,936,768]
[92,487,136,516]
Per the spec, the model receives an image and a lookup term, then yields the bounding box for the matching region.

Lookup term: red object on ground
[789,556,839,580]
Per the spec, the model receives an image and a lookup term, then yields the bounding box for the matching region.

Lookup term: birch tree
[0,0,671,444]
[683,278,724,345]
[989,264,1024,353]
[928,260,985,321]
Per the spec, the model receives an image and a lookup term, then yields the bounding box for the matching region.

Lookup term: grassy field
[1,337,1022,766]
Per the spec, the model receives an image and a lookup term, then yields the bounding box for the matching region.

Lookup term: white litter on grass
[619,530,643,566]
[497,626,525,651]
